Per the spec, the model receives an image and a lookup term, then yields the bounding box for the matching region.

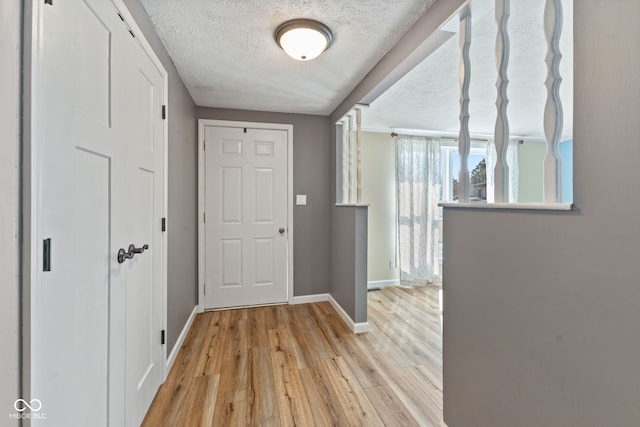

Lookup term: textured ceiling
[139,0,435,115]
[363,0,573,140]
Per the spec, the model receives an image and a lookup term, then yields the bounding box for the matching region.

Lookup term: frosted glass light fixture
[275,19,333,61]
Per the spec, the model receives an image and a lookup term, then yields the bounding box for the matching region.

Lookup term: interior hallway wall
[443,1,640,425]
[197,107,331,297]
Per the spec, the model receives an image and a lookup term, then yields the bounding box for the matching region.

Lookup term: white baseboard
[291,293,329,304]
[367,279,399,290]
[328,294,370,334]
[353,322,371,334]
[164,305,198,378]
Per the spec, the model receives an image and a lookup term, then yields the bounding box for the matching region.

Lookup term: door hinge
[44,0,53,4]
[161,105,166,120]
[203,140,206,151]
[243,128,247,133]
[203,212,206,223]
[161,330,166,345]
[161,217,166,232]
[204,284,206,295]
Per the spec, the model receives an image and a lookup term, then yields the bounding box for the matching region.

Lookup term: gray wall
[1,0,22,423]
[197,107,331,297]
[443,1,640,425]
[124,0,198,352]
[330,206,369,324]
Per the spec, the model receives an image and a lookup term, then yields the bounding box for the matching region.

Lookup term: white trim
[439,202,574,211]
[164,306,198,379]
[367,279,399,290]
[197,119,295,311]
[328,294,370,334]
[197,120,206,313]
[353,322,371,334]
[291,293,329,305]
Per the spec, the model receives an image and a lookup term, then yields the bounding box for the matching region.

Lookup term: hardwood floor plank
[246,347,280,426]
[300,365,350,426]
[211,316,250,426]
[305,303,342,358]
[365,385,421,427]
[212,398,247,427]
[144,285,443,427]
[268,329,315,427]
[334,333,386,389]
[194,310,229,377]
[366,346,442,426]
[215,318,249,404]
[248,306,272,350]
[177,374,219,427]
[319,357,385,427]
[284,305,321,369]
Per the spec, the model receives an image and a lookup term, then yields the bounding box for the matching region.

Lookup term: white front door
[31,1,164,425]
[204,125,289,309]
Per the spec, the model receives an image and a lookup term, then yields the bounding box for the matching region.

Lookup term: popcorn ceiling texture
[139,0,434,115]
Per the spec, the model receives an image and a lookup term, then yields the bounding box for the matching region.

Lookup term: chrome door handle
[117,244,149,264]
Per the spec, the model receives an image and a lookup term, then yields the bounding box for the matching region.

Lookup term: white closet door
[204,126,288,309]
[31,1,164,425]
[120,27,165,427]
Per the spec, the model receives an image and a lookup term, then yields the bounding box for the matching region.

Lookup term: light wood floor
[142,285,443,426]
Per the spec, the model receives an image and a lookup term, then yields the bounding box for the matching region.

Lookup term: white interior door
[121,29,165,427]
[31,1,164,425]
[204,126,288,309]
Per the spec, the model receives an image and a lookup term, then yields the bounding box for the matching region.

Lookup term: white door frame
[197,119,294,311]
[26,0,169,383]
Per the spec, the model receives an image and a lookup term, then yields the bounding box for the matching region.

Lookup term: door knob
[279,227,286,234]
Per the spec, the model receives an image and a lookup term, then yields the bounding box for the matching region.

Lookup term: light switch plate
[296,194,307,205]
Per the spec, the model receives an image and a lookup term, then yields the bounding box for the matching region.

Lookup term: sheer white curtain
[396,135,442,286]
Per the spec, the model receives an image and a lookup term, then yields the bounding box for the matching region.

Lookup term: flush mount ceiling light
[275,19,333,61]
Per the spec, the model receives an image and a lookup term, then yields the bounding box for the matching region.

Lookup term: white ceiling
[363,0,573,140]
[139,0,572,139]
[139,0,435,115]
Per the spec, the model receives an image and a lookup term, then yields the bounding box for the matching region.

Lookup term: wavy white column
[347,114,355,203]
[543,0,563,203]
[494,0,510,203]
[355,108,362,204]
[341,120,349,203]
[458,14,472,203]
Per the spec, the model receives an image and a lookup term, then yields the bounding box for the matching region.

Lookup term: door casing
[197,119,294,311]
